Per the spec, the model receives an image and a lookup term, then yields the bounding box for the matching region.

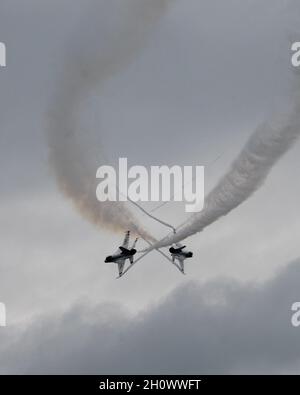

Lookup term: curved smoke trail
[148,104,300,249]
[48,0,170,239]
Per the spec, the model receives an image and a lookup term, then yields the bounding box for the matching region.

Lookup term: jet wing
[176,255,185,273]
[112,231,130,256]
[122,231,130,249]
[115,257,126,276]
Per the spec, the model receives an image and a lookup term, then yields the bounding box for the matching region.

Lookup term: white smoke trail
[48,0,170,239]
[148,104,300,249]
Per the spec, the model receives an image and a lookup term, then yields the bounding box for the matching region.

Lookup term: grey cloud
[1,259,300,374]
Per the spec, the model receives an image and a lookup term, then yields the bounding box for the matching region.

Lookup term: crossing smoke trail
[48,0,170,239]
[147,104,300,249]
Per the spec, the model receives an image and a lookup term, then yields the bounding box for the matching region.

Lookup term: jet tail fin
[131,238,138,249]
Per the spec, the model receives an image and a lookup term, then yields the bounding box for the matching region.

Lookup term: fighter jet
[105,231,138,276]
[169,243,193,274]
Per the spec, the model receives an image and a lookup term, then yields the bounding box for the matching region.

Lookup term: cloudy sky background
[0,0,300,374]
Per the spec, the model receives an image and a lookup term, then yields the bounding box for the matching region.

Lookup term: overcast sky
[0,0,300,374]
